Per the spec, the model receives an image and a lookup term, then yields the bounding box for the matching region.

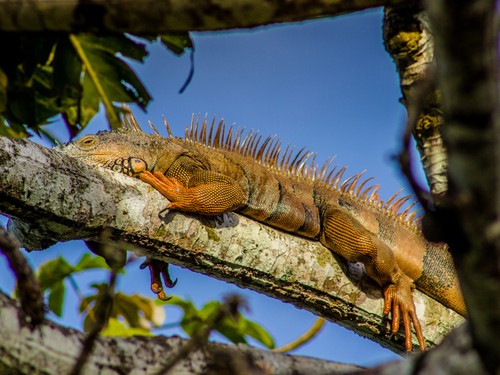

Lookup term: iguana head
[57,109,186,178]
[58,129,159,177]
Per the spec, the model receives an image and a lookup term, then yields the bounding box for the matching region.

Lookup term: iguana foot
[383,274,426,352]
[140,171,195,212]
[140,258,178,301]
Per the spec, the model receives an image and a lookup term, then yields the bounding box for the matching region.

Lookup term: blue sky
[0,8,427,367]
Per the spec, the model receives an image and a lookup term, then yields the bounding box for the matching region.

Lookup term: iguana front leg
[140,170,246,215]
[320,208,425,352]
[137,169,246,301]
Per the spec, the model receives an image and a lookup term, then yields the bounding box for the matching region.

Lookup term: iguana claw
[140,258,178,300]
[383,275,426,352]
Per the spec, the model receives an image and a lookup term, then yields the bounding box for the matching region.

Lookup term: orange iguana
[58,110,466,352]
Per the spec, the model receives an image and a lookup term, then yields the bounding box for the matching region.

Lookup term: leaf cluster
[36,253,111,317]
[0,32,192,141]
[161,296,275,349]
[30,251,275,345]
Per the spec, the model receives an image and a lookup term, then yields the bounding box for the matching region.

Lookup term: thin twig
[68,274,96,323]
[69,269,118,375]
[0,225,44,325]
[272,317,325,353]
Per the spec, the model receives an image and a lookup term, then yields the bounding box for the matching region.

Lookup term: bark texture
[383,5,447,196]
[0,136,464,355]
[0,0,418,33]
[425,0,500,373]
[0,289,365,375]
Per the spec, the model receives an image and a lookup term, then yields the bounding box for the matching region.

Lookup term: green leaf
[78,73,100,128]
[80,284,162,332]
[48,280,65,317]
[37,256,75,291]
[75,253,111,272]
[160,34,193,55]
[102,318,154,337]
[198,300,220,321]
[215,315,247,345]
[238,318,275,349]
[78,37,151,109]
[77,35,148,62]
[114,292,143,328]
[0,67,7,113]
[0,116,29,138]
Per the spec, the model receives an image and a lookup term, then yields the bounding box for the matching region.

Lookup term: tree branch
[0,289,365,375]
[425,0,500,372]
[383,5,448,197]
[0,136,464,355]
[0,0,419,33]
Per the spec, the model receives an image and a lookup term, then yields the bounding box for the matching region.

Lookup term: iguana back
[59,111,465,352]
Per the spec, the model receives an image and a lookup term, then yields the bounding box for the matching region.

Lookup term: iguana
[58,110,466,352]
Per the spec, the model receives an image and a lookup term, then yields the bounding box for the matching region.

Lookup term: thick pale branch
[0,289,364,375]
[0,0,418,33]
[0,136,464,354]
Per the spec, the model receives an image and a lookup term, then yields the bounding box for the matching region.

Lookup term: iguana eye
[77,135,98,150]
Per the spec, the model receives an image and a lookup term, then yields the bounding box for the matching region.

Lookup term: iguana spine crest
[122,110,424,233]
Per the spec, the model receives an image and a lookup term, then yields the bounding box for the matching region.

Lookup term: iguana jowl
[58,111,466,352]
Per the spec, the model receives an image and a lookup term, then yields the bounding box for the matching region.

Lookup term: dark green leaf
[0,67,7,112]
[7,89,37,127]
[160,34,193,55]
[80,47,151,109]
[78,35,148,62]
[53,36,82,93]
[78,73,100,129]
[48,280,65,317]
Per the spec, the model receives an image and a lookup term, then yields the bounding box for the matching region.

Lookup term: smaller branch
[69,269,118,375]
[399,66,436,209]
[0,224,44,325]
[272,317,326,353]
[68,274,96,324]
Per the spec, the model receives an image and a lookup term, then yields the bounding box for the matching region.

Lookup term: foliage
[36,253,111,317]
[79,283,165,333]
[160,296,275,349]
[31,251,275,344]
[0,33,193,142]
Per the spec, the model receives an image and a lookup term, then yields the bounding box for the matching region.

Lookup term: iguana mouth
[109,157,148,177]
[58,147,148,177]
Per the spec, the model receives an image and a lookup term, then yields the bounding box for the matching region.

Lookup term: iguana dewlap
[58,111,466,352]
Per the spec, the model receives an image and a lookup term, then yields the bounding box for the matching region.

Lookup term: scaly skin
[58,112,466,352]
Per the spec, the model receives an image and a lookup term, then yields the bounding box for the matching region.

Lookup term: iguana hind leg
[320,207,426,352]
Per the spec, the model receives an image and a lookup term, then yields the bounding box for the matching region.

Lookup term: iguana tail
[415,245,467,316]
